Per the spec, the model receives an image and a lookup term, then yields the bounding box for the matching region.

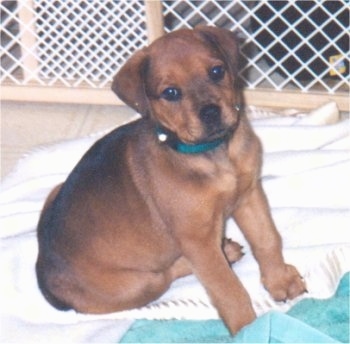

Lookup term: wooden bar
[144,0,165,43]
[2,85,349,111]
[1,85,119,105]
[17,0,39,81]
[243,89,350,112]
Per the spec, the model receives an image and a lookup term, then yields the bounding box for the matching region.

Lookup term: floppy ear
[194,26,240,81]
[111,49,150,115]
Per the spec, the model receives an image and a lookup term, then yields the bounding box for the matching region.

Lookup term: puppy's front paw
[262,264,307,301]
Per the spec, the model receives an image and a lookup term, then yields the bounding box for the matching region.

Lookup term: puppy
[36,26,306,334]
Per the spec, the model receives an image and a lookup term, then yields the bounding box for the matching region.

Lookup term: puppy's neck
[155,125,231,155]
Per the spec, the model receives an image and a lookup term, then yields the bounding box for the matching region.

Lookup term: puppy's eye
[209,65,225,82]
[161,87,182,101]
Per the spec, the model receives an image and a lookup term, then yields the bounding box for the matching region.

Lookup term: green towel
[288,271,349,343]
[121,272,349,343]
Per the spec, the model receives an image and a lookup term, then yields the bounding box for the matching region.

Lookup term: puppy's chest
[209,164,251,217]
[196,158,242,202]
[212,166,238,197]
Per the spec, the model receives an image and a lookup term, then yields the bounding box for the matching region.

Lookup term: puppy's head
[112,26,242,144]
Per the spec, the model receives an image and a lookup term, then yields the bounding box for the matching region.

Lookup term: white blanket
[1,102,349,342]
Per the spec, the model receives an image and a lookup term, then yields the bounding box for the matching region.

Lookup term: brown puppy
[36,26,306,334]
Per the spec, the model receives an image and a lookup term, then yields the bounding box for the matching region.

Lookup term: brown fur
[36,27,306,334]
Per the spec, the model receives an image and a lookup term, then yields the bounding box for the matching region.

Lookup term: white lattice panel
[163,0,349,94]
[1,0,349,96]
[1,0,148,87]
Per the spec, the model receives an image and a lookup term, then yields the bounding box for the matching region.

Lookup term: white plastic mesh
[1,0,148,87]
[162,1,349,93]
[1,1,349,94]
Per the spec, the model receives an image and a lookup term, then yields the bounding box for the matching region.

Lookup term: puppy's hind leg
[222,238,244,264]
[168,238,244,281]
[168,256,193,280]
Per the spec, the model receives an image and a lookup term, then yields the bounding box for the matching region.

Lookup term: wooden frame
[17,0,39,82]
[2,84,348,111]
[1,0,349,111]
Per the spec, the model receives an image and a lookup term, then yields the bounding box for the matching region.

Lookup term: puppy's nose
[199,104,221,128]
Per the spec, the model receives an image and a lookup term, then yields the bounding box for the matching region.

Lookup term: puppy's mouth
[202,127,233,143]
[194,114,241,145]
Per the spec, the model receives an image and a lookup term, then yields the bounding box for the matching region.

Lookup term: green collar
[156,126,230,154]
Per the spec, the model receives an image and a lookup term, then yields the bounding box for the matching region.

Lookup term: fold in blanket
[1,102,349,342]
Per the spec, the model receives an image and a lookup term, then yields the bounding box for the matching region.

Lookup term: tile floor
[0,101,135,179]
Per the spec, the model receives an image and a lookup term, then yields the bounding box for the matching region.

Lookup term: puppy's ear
[194,26,240,80]
[111,49,150,115]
